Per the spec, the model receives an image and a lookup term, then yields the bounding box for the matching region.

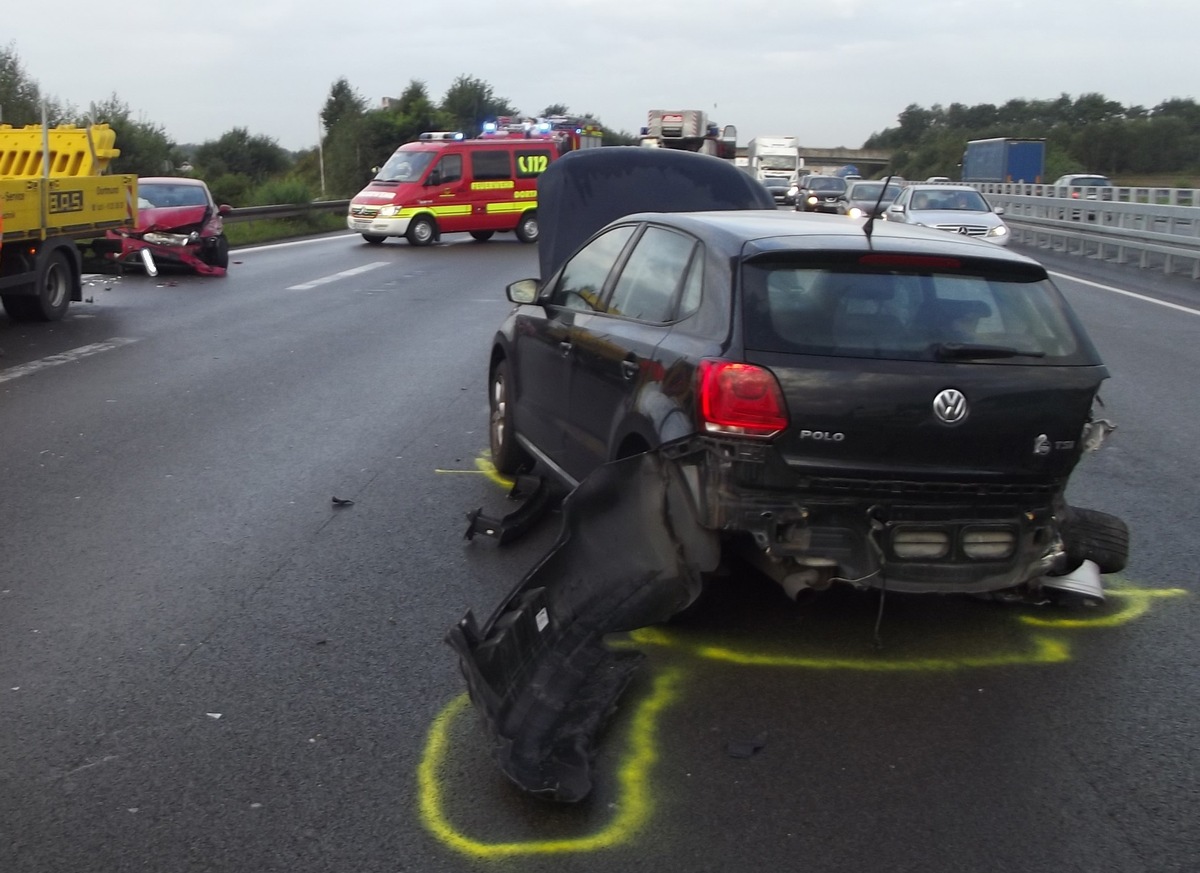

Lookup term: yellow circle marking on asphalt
[417,668,683,859]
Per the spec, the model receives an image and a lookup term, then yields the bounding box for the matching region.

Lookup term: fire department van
[346,132,557,246]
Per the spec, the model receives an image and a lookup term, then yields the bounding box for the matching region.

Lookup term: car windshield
[375,150,437,183]
[138,184,209,208]
[759,156,797,171]
[910,189,989,211]
[740,260,1091,364]
[1066,176,1110,186]
[807,177,845,192]
[848,183,900,203]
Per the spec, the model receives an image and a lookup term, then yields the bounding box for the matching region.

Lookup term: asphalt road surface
[1,231,1196,873]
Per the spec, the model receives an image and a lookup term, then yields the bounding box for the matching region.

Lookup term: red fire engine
[478,115,603,155]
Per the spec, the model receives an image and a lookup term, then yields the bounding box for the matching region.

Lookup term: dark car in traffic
[835,179,903,218]
[792,174,847,213]
[759,175,793,205]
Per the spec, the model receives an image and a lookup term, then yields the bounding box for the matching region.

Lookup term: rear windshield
[848,183,900,202]
[807,177,845,192]
[741,260,1097,365]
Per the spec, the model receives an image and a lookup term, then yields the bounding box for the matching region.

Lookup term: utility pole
[317,113,326,197]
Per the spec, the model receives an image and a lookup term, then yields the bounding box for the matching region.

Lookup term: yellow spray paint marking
[432,455,513,490]
[624,626,1073,669]
[1018,581,1188,629]
[417,669,684,859]
[473,455,514,489]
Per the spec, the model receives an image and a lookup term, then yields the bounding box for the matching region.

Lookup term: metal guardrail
[972,185,1200,280]
[225,200,350,222]
[229,192,1200,283]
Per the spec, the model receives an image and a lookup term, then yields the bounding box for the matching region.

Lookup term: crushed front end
[104,225,227,276]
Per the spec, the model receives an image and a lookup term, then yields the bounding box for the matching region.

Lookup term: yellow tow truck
[0,123,137,321]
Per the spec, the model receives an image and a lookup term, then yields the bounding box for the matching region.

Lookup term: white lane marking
[287,262,389,291]
[1048,271,1200,317]
[0,337,140,385]
[236,233,359,254]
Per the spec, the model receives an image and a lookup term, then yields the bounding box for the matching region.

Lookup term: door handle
[621,359,639,380]
[559,341,572,356]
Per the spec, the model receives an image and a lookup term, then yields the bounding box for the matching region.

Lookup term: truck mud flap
[446,450,720,802]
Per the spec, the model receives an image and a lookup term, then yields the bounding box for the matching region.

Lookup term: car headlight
[142,231,194,247]
[379,205,401,217]
[806,195,818,205]
[988,225,1009,238]
[847,207,865,219]
[787,186,799,198]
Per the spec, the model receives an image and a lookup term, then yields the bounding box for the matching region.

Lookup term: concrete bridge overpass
[798,147,893,173]
[736,145,894,174]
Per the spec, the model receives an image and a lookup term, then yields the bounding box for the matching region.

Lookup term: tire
[1061,507,1129,575]
[489,359,530,474]
[204,234,230,269]
[469,231,494,242]
[406,216,436,247]
[514,211,539,244]
[362,234,386,245]
[3,250,73,322]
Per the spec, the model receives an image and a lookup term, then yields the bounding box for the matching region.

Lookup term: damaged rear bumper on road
[446,450,720,802]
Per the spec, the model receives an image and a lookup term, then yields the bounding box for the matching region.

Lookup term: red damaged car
[105,177,232,276]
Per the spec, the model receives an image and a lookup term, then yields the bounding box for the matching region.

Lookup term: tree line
[5,40,1198,198]
[0,43,634,206]
[865,93,1200,182]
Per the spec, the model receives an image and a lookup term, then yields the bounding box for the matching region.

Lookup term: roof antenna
[862,174,897,244]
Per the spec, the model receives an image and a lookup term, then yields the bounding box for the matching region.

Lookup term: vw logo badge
[933,388,968,424]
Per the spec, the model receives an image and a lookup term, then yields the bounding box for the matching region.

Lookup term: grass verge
[225,213,347,247]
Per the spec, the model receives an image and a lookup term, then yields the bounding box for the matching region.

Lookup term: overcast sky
[5,0,1197,152]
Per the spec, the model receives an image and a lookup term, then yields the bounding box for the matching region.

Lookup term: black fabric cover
[536,147,776,280]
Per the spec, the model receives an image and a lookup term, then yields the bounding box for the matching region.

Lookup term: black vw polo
[488,151,1123,599]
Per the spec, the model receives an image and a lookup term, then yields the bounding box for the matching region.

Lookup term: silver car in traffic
[882,184,1011,246]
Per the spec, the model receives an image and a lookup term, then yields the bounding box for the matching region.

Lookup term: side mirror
[427,170,442,186]
[507,278,540,305]
[217,204,233,216]
[994,206,1005,215]
[888,203,905,213]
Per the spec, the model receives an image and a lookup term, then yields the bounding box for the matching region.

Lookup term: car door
[511,225,637,472]
[423,152,467,230]
[565,224,700,478]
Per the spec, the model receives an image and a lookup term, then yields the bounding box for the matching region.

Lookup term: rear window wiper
[931,342,1047,360]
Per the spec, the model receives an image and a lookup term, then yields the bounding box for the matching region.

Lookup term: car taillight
[697,360,788,438]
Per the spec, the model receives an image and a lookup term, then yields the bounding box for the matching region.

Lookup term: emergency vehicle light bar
[418,131,465,141]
